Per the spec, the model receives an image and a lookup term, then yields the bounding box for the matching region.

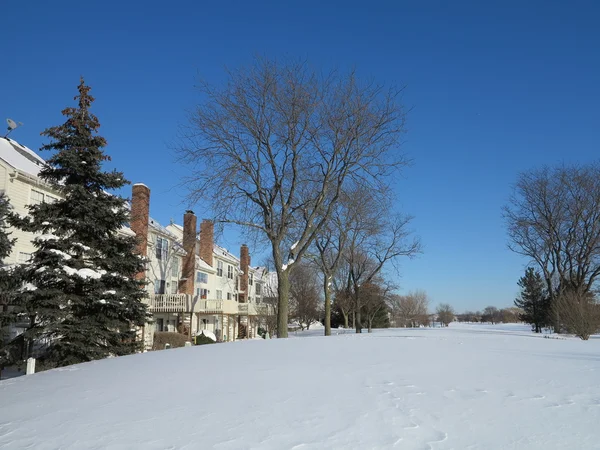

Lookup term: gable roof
[0,137,45,176]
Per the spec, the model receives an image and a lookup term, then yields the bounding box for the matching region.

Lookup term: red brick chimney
[180,210,197,295]
[239,244,250,303]
[199,219,214,267]
[131,184,150,280]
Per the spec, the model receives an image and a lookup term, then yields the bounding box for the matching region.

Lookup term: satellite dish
[4,118,23,138]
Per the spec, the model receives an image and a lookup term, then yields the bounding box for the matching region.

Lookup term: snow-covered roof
[213,244,239,264]
[0,137,46,177]
[166,223,183,239]
[149,217,180,241]
[149,218,186,255]
[195,254,216,273]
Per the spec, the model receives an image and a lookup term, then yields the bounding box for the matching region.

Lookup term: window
[196,288,209,299]
[156,318,164,332]
[227,264,233,279]
[170,281,178,294]
[154,279,166,294]
[171,257,179,278]
[249,273,253,286]
[196,272,208,284]
[30,189,44,205]
[156,237,168,260]
[46,195,57,204]
[227,292,232,301]
[255,283,262,296]
[18,252,31,264]
[217,260,223,277]
[216,290,223,300]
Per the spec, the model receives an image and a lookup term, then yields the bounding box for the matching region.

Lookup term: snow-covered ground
[2,324,600,449]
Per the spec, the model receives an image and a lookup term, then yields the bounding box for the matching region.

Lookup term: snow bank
[2,326,600,449]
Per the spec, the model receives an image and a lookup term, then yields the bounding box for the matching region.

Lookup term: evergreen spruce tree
[515,267,550,333]
[0,191,18,352]
[9,78,150,369]
[0,192,15,260]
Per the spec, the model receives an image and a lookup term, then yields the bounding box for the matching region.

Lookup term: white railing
[147,294,190,312]
[147,295,275,316]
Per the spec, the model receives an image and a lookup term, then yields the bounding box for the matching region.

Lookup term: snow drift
[1,324,599,449]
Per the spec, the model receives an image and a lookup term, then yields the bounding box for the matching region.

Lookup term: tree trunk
[343,311,349,328]
[323,277,332,336]
[368,317,373,333]
[355,292,362,333]
[276,269,290,338]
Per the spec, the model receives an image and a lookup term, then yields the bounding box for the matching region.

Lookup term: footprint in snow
[423,431,448,450]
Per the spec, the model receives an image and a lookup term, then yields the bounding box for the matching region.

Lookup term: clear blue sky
[2,0,599,311]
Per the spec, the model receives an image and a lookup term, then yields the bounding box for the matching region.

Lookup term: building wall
[0,162,61,265]
[145,227,184,295]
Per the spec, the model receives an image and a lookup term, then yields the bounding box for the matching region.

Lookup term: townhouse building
[0,136,274,348]
[131,184,274,347]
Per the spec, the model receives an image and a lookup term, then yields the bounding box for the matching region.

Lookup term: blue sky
[2,0,599,311]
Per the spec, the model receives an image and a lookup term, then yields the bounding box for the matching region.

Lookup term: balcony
[238,303,274,316]
[147,295,257,315]
[147,294,190,312]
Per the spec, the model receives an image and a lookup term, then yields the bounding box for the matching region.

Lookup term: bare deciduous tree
[289,262,321,330]
[361,279,393,332]
[482,306,501,324]
[311,200,348,336]
[436,303,455,327]
[504,164,600,330]
[332,270,354,329]
[389,290,430,328]
[342,189,421,333]
[177,58,408,337]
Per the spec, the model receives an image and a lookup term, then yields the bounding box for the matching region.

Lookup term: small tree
[553,290,600,340]
[514,268,550,332]
[289,262,321,330]
[361,281,392,332]
[500,307,522,324]
[436,303,455,327]
[6,79,150,370]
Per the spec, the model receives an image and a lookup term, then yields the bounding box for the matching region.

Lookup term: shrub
[152,332,190,350]
[194,333,217,346]
[554,291,600,340]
